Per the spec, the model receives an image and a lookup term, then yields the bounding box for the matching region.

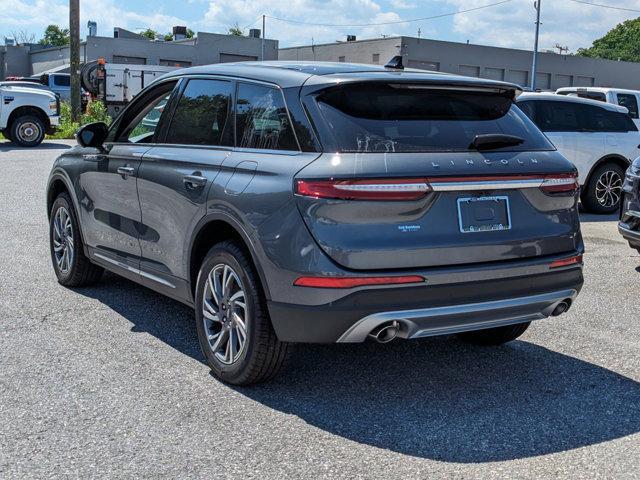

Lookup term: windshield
[316,83,554,153]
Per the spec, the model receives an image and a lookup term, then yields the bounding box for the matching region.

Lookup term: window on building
[165,79,233,146]
[236,83,298,151]
[113,55,147,64]
[372,54,380,64]
[617,93,639,119]
[459,65,480,77]
[159,59,192,68]
[338,56,346,62]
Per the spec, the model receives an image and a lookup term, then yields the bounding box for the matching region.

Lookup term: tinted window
[236,83,298,151]
[535,101,581,132]
[165,79,233,146]
[517,100,535,120]
[53,75,70,87]
[617,93,639,119]
[582,104,637,132]
[316,83,553,153]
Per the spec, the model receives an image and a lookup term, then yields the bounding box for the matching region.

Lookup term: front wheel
[10,115,45,147]
[457,322,530,346]
[581,162,625,214]
[195,241,289,385]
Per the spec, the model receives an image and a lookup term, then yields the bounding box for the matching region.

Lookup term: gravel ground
[1,140,639,479]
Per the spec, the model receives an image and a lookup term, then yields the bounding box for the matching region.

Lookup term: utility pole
[531,0,541,91]
[69,0,81,121]
[261,15,265,61]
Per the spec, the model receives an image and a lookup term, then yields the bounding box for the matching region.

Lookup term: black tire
[581,162,625,214]
[10,114,45,147]
[457,322,530,346]
[49,193,103,287]
[195,240,288,385]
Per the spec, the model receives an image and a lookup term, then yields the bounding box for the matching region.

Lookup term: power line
[265,0,514,28]
[566,0,640,13]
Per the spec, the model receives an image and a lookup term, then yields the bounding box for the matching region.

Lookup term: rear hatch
[294,80,581,270]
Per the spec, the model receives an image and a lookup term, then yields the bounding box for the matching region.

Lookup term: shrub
[47,100,112,139]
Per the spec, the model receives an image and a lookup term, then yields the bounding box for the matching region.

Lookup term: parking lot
[1,140,639,478]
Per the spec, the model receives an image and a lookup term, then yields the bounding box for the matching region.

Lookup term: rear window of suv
[315,83,553,153]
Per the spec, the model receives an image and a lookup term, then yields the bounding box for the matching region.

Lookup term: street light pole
[261,14,266,61]
[69,0,81,122]
[531,0,541,91]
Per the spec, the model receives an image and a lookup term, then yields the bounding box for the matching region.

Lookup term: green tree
[140,28,158,40]
[186,28,195,38]
[163,33,174,41]
[39,24,70,47]
[228,23,244,36]
[577,17,640,62]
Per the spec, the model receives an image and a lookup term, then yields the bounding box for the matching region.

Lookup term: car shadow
[76,272,640,463]
[0,140,73,151]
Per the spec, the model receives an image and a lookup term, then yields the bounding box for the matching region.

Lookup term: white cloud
[444,0,640,52]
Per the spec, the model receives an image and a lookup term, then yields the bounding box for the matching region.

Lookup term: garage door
[507,69,528,87]
[555,74,573,88]
[219,53,259,63]
[484,67,505,81]
[459,65,480,77]
[407,60,440,71]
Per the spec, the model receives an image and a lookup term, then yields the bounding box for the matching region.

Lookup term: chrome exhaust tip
[551,299,572,317]
[368,321,400,343]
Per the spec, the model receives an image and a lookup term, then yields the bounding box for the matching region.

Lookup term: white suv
[0,84,60,147]
[556,87,640,130]
[517,93,640,213]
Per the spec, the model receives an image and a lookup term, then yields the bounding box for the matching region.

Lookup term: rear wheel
[49,193,103,286]
[10,115,45,147]
[457,322,530,346]
[581,162,625,214]
[195,241,289,385]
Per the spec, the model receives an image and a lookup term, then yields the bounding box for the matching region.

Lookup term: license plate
[457,196,511,233]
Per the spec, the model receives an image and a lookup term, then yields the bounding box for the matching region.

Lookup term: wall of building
[28,32,278,76]
[280,36,640,91]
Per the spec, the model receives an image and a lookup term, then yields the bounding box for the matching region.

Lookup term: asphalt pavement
[1,140,639,479]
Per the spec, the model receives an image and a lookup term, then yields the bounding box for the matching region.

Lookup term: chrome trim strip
[337,289,577,343]
[619,224,640,239]
[94,253,176,289]
[625,210,640,219]
[430,179,544,191]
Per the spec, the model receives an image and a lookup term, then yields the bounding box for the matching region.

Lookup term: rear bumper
[268,266,583,343]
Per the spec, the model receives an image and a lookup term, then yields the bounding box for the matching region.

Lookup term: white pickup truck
[0,84,60,147]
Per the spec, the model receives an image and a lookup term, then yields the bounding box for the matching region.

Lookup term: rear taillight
[293,275,425,288]
[540,173,579,193]
[295,179,431,201]
[549,254,583,269]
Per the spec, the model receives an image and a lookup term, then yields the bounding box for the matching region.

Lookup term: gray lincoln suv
[47,61,584,385]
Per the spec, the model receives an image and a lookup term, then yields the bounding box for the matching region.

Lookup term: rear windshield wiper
[470,134,525,151]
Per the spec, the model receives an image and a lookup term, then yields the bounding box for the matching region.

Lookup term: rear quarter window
[315,83,553,153]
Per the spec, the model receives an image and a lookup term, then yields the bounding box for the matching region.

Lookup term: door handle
[117,166,135,177]
[183,174,207,189]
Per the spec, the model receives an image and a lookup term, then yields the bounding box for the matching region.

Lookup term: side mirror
[76,122,108,149]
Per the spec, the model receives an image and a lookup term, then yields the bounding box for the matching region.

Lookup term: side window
[165,79,233,146]
[236,83,298,151]
[53,75,70,87]
[517,101,535,121]
[536,101,581,132]
[114,81,178,144]
[581,105,636,133]
[616,93,639,119]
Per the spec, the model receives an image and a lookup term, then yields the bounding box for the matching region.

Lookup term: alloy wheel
[595,169,623,208]
[17,122,41,143]
[202,263,248,365]
[52,207,74,274]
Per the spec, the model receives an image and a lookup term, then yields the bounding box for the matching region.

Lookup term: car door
[78,80,178,272]
[136,77,234,294]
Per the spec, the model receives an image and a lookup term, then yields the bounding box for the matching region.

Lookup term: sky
[1,0,640,52]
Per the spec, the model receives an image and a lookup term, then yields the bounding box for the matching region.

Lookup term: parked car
[0,81,53,92]
[46,62,584,385]
[517,93,640,213]
[34,73,72,101]
[618,156,640,252]
[556,87,640,129]
[0,83,59,146]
